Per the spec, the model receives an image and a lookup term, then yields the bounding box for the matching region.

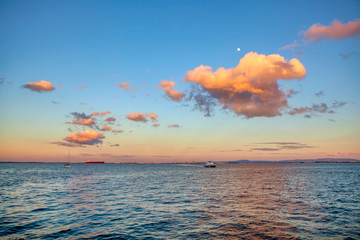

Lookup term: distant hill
[228,158,360,164]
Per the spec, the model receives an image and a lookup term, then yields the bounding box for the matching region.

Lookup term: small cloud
[303,19,360,42]
[110,144,120,147]
[280,40,302,50]
[78,85,88,90]
[92,111,111,116]
[304,114,312,118]
[23,80,55,92]
[295,50,305,55]
[168,124,180,128]
[51,141,85,148]
[126,112,148,122]
[51,101,61,104]
[252,147,280,151]
[101,125,112,131]
[112,130,123,133]
[152,123,160,127]
[315,91,324,97]
[64,130,104,145]
[254,142,314,151]
[331,101,347,108]
[158,80,184,101]
[116,81,140,92]
[339,52,360,59]
[329,119,336,122]
[66,112,96,127]
[148,112,158,122]
[106,117,116,122]
[80,102,87,105]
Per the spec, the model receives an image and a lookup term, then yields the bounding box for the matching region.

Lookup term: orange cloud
[126,112,148,122]
[66,118,96,126]
[23,80,55,92]
[64,130,104,145]
[91,111,111,116]
[148,112,158,122]
[158,80,184,101]
[304,19,360,41]
[168,124,180,128]
[152,124,160,127]
[112,130,123,133]
[116,81,140,92]
[185,52,306,118]
[101,125,112,131]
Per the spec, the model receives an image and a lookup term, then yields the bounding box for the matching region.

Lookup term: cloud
[152,124,160,127]
[91,111,111,116]
[116,81,140,92]
[23,80,55,92]
[315,91,324,97]
[185,52,306,118]
[289,101,347,116]
[110,144,120,147]
[78,84,88,90]
[51,101,61,104]
[186,83,217,117]
[112,130,123,133]
[148,112,158,122]
[280,40,302,50]
[303,19,360,42]
[101,125,112,131]
[339,52,360,59]
[168,124,180,128]
[50,141,85,148]
[252,142,314,151]
[126,112,148,122]
[105,117,116,122]
[64,130,104,145]
[158,80,184,101]
[126,112,159,123]
[66,112,96,127]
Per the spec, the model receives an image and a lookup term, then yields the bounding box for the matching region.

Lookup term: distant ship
[204,161,216,168]
[86,160,105,164]
[64,150,71,168]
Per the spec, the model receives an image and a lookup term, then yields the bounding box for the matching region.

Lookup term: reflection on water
[0,163,359,239]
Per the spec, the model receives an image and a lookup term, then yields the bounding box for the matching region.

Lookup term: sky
[0,0,359,163]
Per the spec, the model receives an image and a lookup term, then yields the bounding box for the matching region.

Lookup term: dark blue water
[0,163,359,239]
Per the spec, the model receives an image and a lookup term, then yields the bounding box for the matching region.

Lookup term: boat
[64,150,71,168]
[204,161,216,168]
[86,160,105,164]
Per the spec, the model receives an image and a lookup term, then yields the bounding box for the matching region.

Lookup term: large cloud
[23,80,55,92]
[304,19,360,41]
[158,80,184,101]
[64,130,104,145]
[185,52,306,118]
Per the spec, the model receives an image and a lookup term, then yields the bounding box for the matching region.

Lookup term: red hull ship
[86,160,105,164]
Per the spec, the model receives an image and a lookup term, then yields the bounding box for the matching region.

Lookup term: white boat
[204,161,216,168]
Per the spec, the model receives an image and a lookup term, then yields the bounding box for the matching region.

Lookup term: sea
[0,162,359,239]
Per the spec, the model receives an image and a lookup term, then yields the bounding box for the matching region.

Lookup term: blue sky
[0,0,359,162]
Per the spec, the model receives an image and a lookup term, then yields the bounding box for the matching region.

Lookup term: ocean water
[0,163,359,239]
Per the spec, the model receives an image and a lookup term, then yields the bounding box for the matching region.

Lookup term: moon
[237,48,241,52]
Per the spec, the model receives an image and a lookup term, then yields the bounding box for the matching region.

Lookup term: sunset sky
[1,0,359,163]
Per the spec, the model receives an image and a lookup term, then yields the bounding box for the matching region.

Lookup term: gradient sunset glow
[0,0,359,163]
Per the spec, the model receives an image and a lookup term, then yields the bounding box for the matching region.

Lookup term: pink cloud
[64,130,104,145]
[78,84,88,90]
[112,130,123,133]
[23,80,55,92]
[304,19,360,41]
[152,123,160,127]
[126,112,148,122]
[101,125,112,131]
[158,80,184,101]
[280,40,302,50]
[106,117,116,122]
[148,112,158,122]
[91,111,111,116]
[116,81,140,92]
[168,124,180,128]
[185,52,306,118]
[66,118,96,127]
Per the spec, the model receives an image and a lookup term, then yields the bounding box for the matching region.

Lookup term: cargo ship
[86,160,105,164]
